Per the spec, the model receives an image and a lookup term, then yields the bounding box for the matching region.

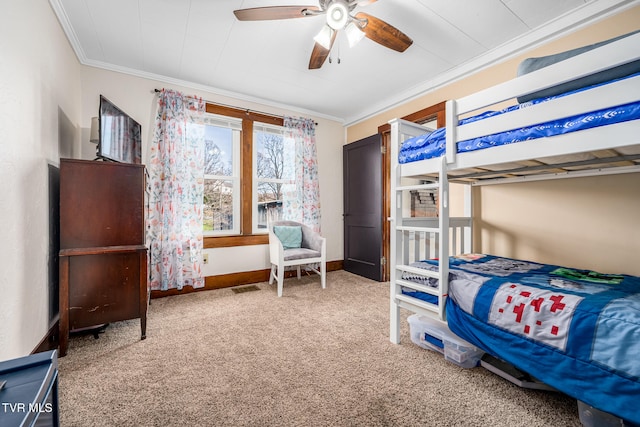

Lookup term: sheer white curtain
[281,116,321,232]
[147,89,206,291]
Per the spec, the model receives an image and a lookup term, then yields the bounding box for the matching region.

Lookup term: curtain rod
[153,88,318,125]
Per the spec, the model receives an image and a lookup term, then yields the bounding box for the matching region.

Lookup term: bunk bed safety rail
[457,74,639,143]
[458,32,640,116]
[401,217,471,263]
[444,31,640,166]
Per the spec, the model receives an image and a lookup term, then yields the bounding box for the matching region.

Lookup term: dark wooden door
[343,135,383,281]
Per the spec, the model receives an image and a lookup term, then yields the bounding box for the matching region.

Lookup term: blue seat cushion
[273,226,302,249]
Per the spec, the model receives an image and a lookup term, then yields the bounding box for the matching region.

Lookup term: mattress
[400,254,640,424]
[398,74,640,165]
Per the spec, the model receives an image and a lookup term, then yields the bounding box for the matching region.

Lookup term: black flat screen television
[98,95,142,164]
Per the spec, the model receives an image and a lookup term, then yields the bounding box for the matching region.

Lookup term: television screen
[98,95,142,164]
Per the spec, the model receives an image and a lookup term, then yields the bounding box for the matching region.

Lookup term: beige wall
[0,0,82,360]
[346,7,640,275]
[476,174,640,275]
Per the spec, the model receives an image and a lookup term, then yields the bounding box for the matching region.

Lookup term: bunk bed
[389,31,640,425]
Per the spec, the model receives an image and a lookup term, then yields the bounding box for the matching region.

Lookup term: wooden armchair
[268,220,326,297]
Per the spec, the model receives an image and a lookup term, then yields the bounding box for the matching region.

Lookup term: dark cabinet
[59,159,147,356]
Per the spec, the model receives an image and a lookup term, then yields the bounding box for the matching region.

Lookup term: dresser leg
[139,249,148,340]
[59,256,69,357]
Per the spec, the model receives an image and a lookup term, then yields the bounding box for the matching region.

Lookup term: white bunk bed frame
[389,31,640,344]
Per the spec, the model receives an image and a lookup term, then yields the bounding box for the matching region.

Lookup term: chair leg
[321,262,326,289]
[296,266,301,280]
[277,265,284,297]
[269,265,276,285]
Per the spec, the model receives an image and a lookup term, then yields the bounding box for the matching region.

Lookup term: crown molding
[48,0,344,124]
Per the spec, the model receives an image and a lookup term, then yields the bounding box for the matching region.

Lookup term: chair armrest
[301,227,324,253]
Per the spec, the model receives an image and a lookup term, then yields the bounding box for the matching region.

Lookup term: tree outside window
[203,120,240,235]
[253,123,290,232]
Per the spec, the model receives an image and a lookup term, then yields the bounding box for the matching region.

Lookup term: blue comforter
[402,254,640,424]
[398,73,640,164]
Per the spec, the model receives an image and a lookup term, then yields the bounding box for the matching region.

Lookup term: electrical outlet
[203,253,209,264]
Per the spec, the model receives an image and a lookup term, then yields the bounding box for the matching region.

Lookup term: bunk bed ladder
[390,119,450,343]
[393,159,448,322]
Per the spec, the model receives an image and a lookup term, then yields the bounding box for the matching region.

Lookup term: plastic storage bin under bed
[407,314,484,368]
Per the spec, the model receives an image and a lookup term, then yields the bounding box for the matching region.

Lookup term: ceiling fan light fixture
[345,21,365,47]
[326,0,349,30]
[314,24,335,50]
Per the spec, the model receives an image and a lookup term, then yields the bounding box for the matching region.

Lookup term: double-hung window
[202,113,241,236]
[252,122,291,233]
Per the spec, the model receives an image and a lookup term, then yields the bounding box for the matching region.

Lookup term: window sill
[204,234,269,248]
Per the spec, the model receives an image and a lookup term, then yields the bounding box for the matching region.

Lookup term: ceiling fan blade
[355,0,378,6]
[234,6,322,21]
[354,12,413,52]
[308,32,337,69]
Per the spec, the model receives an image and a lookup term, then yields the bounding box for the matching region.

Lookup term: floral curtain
[147,89,206,291]
[282,116,321,232]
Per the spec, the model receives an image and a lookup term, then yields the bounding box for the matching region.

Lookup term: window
[201,103,285,246]
[421,118,438,130]
[252,122,292,233]
[202,114,241,236]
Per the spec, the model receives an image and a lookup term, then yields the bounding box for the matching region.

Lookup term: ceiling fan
[233,0,413,69]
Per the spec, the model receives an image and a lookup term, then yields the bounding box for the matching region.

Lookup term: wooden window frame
[203,103,283,249]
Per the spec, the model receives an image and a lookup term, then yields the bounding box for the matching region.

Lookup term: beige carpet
[58,270,581,427]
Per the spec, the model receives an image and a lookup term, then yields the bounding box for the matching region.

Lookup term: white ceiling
[50,0,634,124]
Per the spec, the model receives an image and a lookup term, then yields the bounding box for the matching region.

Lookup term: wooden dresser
[59,159,147,356]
